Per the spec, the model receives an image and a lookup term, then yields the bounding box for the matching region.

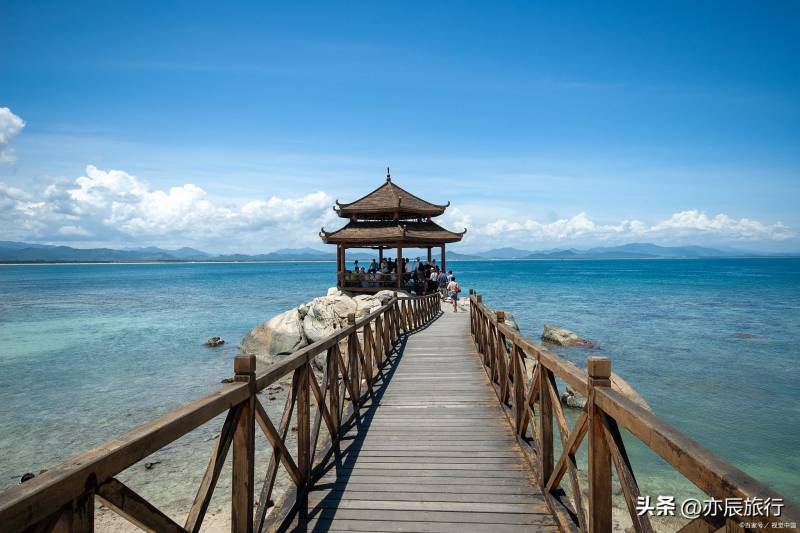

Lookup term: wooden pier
[277,306,558,532]
[0,292,797,533]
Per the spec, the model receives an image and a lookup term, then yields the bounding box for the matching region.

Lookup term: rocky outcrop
[303,296,351,343]
[204,336,224,347]
[240,308,308,363]
[560,387,587,409]
[541,324,594,348]
[240,288,406,366]
[503,311,519,333]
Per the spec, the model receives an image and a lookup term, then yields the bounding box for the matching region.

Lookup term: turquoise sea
[0,259,798,505]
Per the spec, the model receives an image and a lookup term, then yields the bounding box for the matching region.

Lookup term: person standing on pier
[447,276,461,312]
[437,268,449,299]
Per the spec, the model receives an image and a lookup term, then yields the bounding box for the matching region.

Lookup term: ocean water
[0,259,798,506]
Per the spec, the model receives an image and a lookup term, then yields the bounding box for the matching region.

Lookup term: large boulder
[303,296,352,343]
[240,308,307,362]
[542,324,594,348]
[352,294,383,319]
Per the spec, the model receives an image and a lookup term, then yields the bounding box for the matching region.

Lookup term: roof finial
[386,166,391,182]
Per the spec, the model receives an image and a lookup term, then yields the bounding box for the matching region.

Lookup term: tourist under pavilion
[320,169,465,293]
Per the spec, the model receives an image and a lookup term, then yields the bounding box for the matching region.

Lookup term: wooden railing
[469,292,799,533]
[0,293,441,533]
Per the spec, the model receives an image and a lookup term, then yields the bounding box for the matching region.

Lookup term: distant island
[0,240,796,263]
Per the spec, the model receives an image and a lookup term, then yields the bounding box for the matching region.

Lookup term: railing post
[296,362,311,489]
[538,362,554,487]
[68,490,95,532]
[347,313,361,397]
[588,356,612,533]
[512,345,525,436]
[496,311,509,403]
[232,354,256,533]
[327,346,340,439]
[393,293,400,340]
[475,295,483,356]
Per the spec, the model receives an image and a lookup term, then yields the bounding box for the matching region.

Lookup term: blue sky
[1,1,798,252]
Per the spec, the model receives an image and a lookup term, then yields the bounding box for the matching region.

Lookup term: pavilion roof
[334,171,449,219]
[320,220,466,246]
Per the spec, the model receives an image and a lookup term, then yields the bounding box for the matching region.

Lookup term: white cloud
[0,165,336,250]
[468,210,794,247]
[0,165,794,252]
[649,210,793,240]
[0,107,25,163]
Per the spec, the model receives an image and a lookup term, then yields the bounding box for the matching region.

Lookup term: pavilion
[320,168,465,293]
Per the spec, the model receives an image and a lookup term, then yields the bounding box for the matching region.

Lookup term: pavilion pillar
[336,245,342,286]
[427,247,432,264]
[397,244,403,289]
[378,247,383,263]
[441,243,446,272]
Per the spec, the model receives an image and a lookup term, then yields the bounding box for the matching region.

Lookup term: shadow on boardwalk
[276,309,557,533]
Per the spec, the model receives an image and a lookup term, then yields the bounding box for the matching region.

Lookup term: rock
[542,324,594,348]
[503,312,519,332]
[241,288,411,371]
[731,332,756,339]
[303,296,347,343]
[204,336,225,347]
[561,388,587,409]
[374,289,401,304]
[241,308,308,362]
[559,374,651,412]
[220,377,234,384]
[327,287,342,297]
[20,472,35,483]
[353,294,383,318]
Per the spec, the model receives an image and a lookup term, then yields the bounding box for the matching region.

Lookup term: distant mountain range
[0,241,794,263]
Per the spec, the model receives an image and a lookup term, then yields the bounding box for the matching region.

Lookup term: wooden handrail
[0,292,443,533]
[468,292,800,533]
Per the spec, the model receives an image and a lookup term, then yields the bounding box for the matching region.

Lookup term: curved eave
[320,222,465,246]
[334,205,448,218]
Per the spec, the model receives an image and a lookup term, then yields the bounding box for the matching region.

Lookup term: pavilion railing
[0,292,442,533]
[468,292,799,533]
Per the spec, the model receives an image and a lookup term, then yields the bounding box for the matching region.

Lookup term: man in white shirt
[446,276,461,312]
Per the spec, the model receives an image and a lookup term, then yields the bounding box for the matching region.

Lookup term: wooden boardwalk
[286,308,558,532]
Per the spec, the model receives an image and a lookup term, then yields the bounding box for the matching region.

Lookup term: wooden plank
[294,508,552,525]
[305,498,548,514]
[315,482,539,495]
[602,413,654,533]
[184,405,241,532]
[96,478,185,533]
[300,518,557,532]
[307,489,541,504]
[253,399,302,487]
[316,474,533,486]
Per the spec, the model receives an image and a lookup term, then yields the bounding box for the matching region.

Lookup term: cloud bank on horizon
[0,165,793,253]
[0,107,795,252]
